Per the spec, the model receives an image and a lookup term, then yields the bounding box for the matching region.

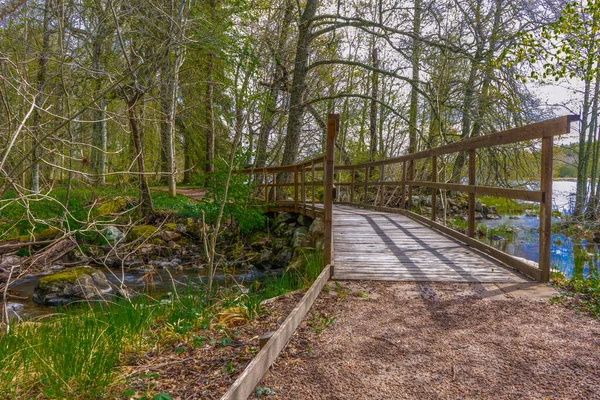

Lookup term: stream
[9,265,276,318]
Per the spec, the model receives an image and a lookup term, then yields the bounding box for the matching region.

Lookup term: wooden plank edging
[220,264,332,400]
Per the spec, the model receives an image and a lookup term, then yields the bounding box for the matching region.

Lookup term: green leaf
[152,393,173,400]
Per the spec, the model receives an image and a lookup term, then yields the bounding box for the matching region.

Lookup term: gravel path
[259,281,600,400]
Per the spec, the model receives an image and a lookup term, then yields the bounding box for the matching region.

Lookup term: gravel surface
[259,281,600,400]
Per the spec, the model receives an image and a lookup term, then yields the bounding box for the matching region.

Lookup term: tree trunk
[369,45,379,160]
[408,0,422,155]
[127,97,153,215]
[280,0,317,168]
[204,0,216,183]
[255,0,293,168]
[90,26,107,186]
[31,0,51,194]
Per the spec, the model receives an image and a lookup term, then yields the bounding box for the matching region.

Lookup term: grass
[0,184,196,239]
[0,250,324,398]
[478,196,537,215]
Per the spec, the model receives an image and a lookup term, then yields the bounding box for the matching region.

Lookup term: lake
[480,180,599,278]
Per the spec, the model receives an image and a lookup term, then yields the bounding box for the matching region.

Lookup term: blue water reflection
[479,181,597,278]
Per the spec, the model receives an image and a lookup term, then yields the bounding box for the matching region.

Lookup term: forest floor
[259,281,600,400]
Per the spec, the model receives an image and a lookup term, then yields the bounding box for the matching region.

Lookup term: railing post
[350,166,355,204]
[263,168,267,202]
[324,114,339,266]
[379,164,385,207]
[294,165,298,212]
[311,160,315,214]
[468,150,476,237]
[539,136,553,282]
[431,156,437,221]
[364,166,368,204]
[407,160,414,210]
[401,161,407,209]
[301,165,306,209]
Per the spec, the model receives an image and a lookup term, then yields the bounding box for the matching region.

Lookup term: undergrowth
[0,250,323,398]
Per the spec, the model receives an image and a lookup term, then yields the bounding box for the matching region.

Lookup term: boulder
[33,266,113,306]
[309,218,324,234]
[251,250,274,270]
[272,247,293,268]
[248,231,270,249]
[484,206,502,220]
[103,226,124,243]
[274,222,296,238]
[292,227,311,248]
[273,212,296,227]
[271,237,289,252]
[475,200,484,212]
[127,225,158,242]
[297,214,313,227]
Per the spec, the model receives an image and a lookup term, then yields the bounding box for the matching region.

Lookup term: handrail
[241,114,579,282]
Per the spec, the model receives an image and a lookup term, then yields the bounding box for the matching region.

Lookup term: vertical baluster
[401,161,407,209]
[379,164,385,207]
[468,150,476,237]
[431,156,437,221]
[350,167,355,204]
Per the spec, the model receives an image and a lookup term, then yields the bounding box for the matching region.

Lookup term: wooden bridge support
[324,114,339,266]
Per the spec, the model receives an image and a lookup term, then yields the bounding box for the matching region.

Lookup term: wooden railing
[243,114,579,282]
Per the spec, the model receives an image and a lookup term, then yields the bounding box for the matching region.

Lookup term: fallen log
[24,236,78,271]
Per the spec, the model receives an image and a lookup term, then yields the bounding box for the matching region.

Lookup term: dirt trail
[259,281,600,399]
[154,187,206,202]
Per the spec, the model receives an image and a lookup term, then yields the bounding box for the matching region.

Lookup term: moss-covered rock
[95,197,130,216]
[127,225,158,242]
[34,266,112,306]
[248,231,270,249]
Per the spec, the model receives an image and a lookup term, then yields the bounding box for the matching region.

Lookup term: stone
[273,212,296,227]
[491,235,504,241]
[309,217,324,234]
[127,225,158,242]
[297,214,313,227]
[33,266,113,306]
[248,231,270,249]
[475,200,484,212]
[474,213,484,220]
[271,237,289,252]
[251,250,273,270]
[292,226,311,248]
[509,216,520,220]
[103,226,124,243]
[5,302,24,318]
[160,230,181,242]
[272,247,293,268]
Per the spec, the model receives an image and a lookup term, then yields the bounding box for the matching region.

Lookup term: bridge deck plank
[331,205,529,283]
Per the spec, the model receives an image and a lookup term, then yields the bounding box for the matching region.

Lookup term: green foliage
[558,164,577,178]
[507,1,600,83]
[178,156,266,234]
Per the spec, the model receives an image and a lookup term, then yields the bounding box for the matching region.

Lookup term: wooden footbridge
[227,114,579,400]
[243,114,579,283]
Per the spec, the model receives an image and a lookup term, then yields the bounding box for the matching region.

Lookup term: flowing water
[480,181,599,278]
